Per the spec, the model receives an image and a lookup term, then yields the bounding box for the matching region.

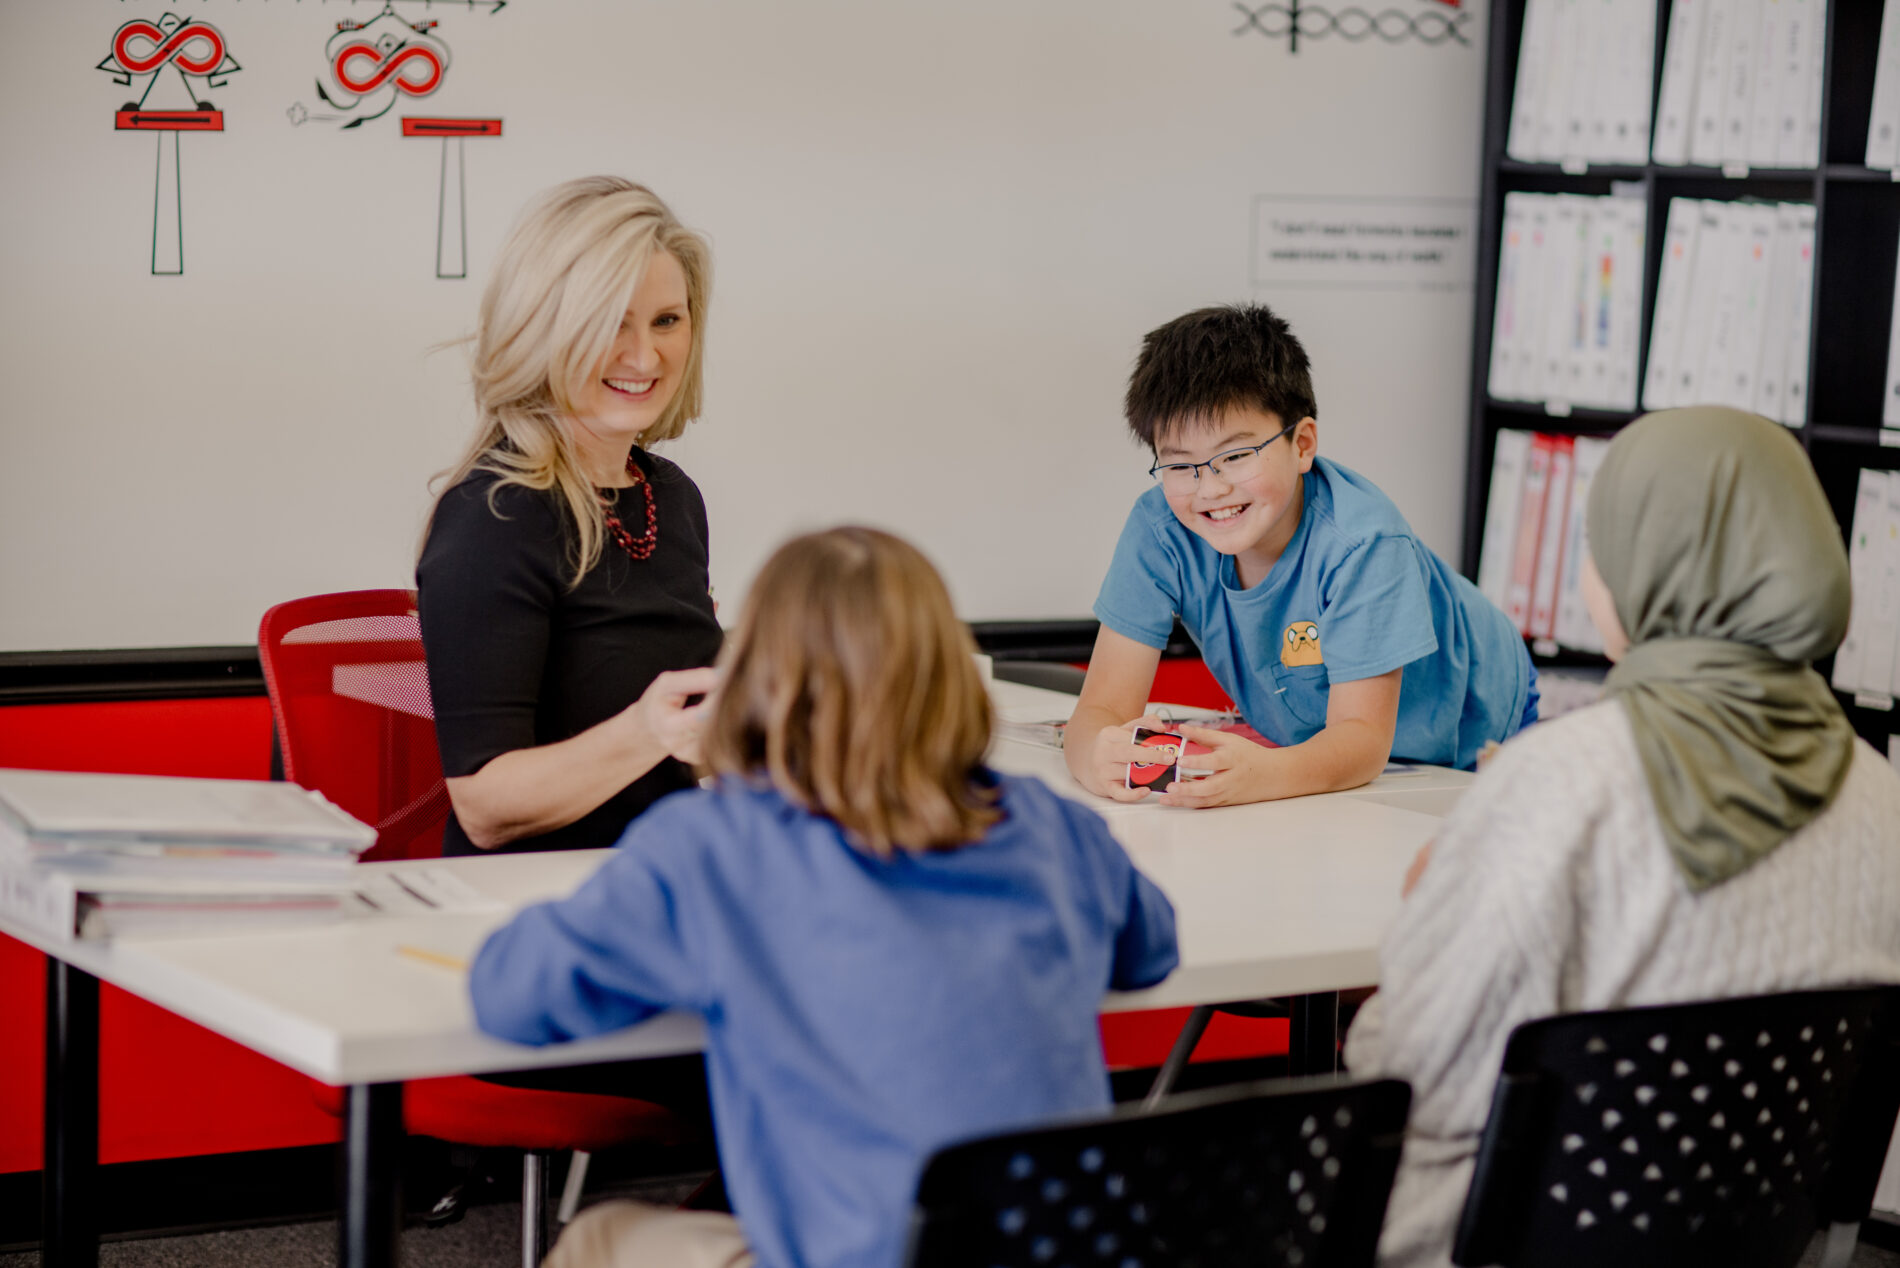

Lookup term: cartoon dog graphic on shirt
[1282,621,1323,667]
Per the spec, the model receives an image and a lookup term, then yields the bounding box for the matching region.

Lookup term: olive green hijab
[1586,406,1855,892]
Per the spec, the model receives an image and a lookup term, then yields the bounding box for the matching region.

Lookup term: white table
[9,678,1469,1268]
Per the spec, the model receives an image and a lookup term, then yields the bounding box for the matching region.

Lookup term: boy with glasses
[1064,304,1535,806]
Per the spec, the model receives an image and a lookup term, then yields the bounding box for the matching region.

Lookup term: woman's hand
[624,666,722,765]
[1151,725,1276,808]
[1080,715,1177,802]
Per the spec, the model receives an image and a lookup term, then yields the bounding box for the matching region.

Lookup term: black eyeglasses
[1148,420,1298,491]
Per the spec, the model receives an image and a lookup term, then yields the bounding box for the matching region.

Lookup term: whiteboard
[0,0,1486,652]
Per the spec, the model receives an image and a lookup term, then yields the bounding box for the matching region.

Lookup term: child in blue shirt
[1066,303,1534,807]
[470,526,1179,1268]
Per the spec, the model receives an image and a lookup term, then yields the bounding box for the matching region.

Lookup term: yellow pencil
[396,944,469,972]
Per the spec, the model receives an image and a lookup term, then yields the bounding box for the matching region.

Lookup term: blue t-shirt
[469,773,1178,1268]
[1093,457,1529,770]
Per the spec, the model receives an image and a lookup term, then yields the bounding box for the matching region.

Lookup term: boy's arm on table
[1156,668,1400,808]
[1065,624,1173,802]
[469,814,709,1045]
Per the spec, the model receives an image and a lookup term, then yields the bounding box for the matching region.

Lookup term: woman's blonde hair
[703,527,1001,856]
[428,176,711,585]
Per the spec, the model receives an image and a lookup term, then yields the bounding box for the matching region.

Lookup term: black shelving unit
[1462,0,1900,750]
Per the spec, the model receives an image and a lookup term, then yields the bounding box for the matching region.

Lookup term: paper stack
[1488,192,1646,410]
[1833,470,1900,710]
[1476,429,1612,654]
[1652,0,1825,169]
[0,769,376,941]
[1507,0,1656,166]
[1641,197,1815,426]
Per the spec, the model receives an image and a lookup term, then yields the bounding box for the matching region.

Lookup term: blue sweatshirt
[469,771,1179,1268]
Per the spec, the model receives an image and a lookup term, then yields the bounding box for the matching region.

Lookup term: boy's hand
[1081,715,1177,802]
[1151,724,1276,808]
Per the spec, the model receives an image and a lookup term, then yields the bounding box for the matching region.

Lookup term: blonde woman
[418,177,721,856]
[471,527,1179,1268]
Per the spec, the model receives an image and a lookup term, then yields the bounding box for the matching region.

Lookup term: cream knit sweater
[1342,700,1900,1268]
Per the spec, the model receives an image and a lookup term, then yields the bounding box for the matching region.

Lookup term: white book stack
[1641,196,1814,425]
[1477,430,1615,654]
[0,769,376,941]
[1488,192,1646,410]
[1508,0,1655,166]
[1654,0,1826,167]
[1834,470,1900,710]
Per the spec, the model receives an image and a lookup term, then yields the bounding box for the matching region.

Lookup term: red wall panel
[0,696,339,1175]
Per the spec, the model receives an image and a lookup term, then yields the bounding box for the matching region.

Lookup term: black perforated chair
[1452,987,1900,1268]
[904,1076,1412,1268]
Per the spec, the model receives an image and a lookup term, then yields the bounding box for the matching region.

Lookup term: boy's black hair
[1124,303,1318,449]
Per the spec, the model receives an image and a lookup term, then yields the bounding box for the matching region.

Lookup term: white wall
[0,0,1487,651]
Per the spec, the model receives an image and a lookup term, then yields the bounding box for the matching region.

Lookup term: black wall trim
[0,622,1202,707]
[0,647,266,706]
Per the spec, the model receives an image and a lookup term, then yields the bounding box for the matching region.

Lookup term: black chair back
[906,1076,1412,1268]
[1452,987,1900,1268]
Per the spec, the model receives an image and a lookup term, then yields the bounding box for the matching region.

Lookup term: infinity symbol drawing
[113,21,227,76]
[332,42,445,97]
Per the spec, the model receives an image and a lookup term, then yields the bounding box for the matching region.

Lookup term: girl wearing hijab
[1343,407,1900,1268]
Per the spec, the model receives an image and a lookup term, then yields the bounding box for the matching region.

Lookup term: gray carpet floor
[6,1189,1900,1266]
[0,1175,702,1268]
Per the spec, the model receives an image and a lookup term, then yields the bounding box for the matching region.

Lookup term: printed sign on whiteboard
[1252,195,1477,289]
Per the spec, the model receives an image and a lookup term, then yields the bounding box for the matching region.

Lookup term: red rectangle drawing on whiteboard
[401,117,504,137]
[116,110,224,131]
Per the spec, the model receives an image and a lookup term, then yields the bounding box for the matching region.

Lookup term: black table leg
[1287,991,1340,1076]
[338,1083,404,1268]
[1141,1004,1215,1107]
[43,959,99,1268]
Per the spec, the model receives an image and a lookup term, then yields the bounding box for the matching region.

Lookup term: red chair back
[258,590,447,862]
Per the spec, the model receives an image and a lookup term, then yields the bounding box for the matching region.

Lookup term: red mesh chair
[259,590,683,1265]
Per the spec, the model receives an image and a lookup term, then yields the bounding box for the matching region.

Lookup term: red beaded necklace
[602,453,659,561]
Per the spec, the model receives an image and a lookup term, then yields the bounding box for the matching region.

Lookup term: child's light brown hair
[703,527,1000,855]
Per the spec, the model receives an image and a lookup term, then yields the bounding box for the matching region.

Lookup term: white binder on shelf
[1869,0,1900,169]
[1605,196,1648,410]
[1512,197,1556,398]
[1538,0,1585,162]
[1799,0,1827,166]
[1565,0,1609,163]
[1719,203,1780,409]
[1748,0,1788,164]
[1539,196,1589,403]
[1693,202,1752,406]
[1489,193,1536,401]
[1753,203,1800,422]
[1602,0,1657,163]
[1782,202,1818,424]
[1689,0,1733,166]
[1477,430,1534,610]
[1554,435,1611,654]
[1775,0,1817,167]
[1653,0,1711,164]
[1722,0,1765,163]
[1644,198,1704,409]
[1675,200,1732,403]
[1835,471,1887,694]
[1509,0,1559,161]
[1884,225,1900,427]
[1863,475,1900,701]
